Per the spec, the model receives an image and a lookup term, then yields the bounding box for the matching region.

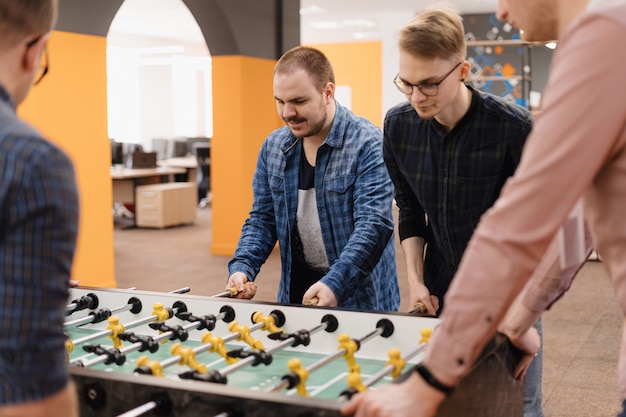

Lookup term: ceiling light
[341,19,377,28]
[309,21,341,30]
[300,5,327,15]
[134,45,186,55]
[352,31,380,40]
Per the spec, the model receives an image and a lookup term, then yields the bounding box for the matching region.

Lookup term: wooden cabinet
[135,182,196,228]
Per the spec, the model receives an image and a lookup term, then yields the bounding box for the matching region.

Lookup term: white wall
[106,0,212,151]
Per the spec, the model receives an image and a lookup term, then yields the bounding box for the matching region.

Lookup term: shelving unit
[466,39,534,109]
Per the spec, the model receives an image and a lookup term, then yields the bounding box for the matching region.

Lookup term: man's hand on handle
[225,272,258,299]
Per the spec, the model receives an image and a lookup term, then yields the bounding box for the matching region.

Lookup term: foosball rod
[115,401,157,417]
[211,282,253,298]
[65,287,141,314]
[65,297,141,328]
[114,394,171,417]
[159,310,285,373]
[81,305,235,368]
[265,318,394,394]
[68,302,185,358]
[210,315,340,417]
[211,320,394,417]
[66,292,99,314]
[212,314,338,380]
[65,287,190,328]
[337,342,427,402]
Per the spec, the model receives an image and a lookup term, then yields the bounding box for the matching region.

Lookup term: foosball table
[65,287,523,417]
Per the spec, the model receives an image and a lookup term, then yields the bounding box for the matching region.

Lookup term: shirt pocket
[268,173,284,192]
[324,174,356,211]
[325,174,356,194]
[267,173,287,214]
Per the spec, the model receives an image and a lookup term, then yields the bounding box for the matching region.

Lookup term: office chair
[192,141,211,208]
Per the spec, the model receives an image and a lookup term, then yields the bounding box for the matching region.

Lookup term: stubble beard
[286,106,327,139]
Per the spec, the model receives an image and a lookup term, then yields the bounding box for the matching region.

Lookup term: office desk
[111,166,186,202]
[158,156,197,182]
[111,166,187,228]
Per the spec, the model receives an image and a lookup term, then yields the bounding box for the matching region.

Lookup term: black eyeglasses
[26,36,49,86]
[394,62,462,97]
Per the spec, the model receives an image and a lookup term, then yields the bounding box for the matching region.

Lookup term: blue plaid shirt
[384,87,533,309]
[0,85,79,405]
[229,102,399,311]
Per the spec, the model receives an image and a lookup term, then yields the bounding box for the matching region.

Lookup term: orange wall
[18,31,116,287]
[14,33,383,269]
[211,56,282,255]
[210,44,382,257]
[309,41,383,128]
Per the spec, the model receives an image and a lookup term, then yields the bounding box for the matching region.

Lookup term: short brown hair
[399,4,466,61]
[0,0,58,49]
[274,46,335,91]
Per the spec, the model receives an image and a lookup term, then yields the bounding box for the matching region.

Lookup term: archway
[107,0,213,152]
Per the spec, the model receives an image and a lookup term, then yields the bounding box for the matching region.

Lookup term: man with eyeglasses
[0,1,79,416]
[372,5,587,417]
[387,5,538,318]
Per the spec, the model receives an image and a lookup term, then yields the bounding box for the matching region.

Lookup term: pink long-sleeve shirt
[425,0,626,398]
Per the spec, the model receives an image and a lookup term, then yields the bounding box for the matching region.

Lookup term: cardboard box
[135,182,196,228]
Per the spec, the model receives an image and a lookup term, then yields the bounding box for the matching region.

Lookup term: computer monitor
[151,138,170,160]
[110,139,124,165]
[171,139,188,158]
[186,136,211,153]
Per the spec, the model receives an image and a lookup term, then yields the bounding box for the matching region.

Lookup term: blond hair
[399,4,466,61]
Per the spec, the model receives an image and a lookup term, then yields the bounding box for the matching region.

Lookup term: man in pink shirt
[342,0,626,416]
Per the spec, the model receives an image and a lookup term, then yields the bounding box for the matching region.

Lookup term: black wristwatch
[414,363,455,396]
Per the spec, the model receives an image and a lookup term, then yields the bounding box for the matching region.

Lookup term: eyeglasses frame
[26,36,49,86]
[394,61,463,97]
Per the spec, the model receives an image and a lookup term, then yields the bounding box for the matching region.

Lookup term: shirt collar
[0,84,16,111]
[322,99,344,148]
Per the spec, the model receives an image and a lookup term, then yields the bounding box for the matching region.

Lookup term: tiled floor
[114,207,623,416]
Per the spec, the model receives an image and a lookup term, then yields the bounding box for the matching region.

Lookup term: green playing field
[67,326,400,400]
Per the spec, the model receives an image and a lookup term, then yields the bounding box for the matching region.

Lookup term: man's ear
[22,34,49,74]
[460,60,471,82]
[324,82,335,102]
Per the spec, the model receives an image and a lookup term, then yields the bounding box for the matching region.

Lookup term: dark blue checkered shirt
[384,87,533,310]
[0,84,79,405]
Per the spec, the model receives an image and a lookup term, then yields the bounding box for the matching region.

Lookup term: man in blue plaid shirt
[226,46,399,311]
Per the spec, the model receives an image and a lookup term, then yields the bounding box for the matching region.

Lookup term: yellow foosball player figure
[106,316,125,349]
[252,311,282,334]
[135,355,164,377]
[201,332,238,364]
[385,348,406,380]
[228,321,265,350]
[287,358,310,397]
[171,342,208,373]
[346,372,367,393]
[337,333,360,374]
